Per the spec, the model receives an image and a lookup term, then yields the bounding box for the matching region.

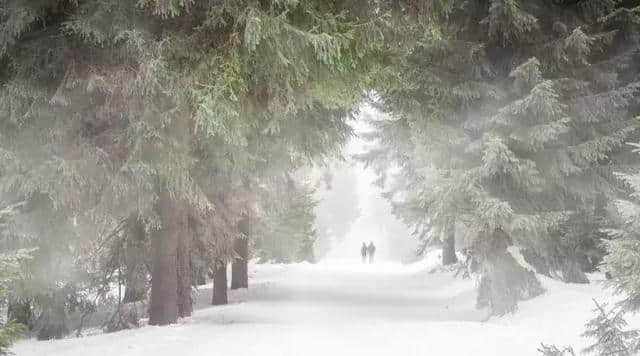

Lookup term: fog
[4,1,640,355]
[317,105,417,263]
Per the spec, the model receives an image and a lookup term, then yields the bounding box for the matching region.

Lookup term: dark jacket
[367,243,376,255]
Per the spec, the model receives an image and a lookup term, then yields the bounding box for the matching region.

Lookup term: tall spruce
[364,0,640,315]
[582,301,639,356]
[255,179,318,263]
[603,142,640,312]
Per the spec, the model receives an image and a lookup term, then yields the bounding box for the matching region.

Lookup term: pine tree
[538,301,640,356]
[212,259,228,306]
[603,142,640,311]
[231,214,251,290]
[538,344,576,356]
[364,0,640,315]
[0,249,31,355]
[255,180,318,264]
[582,301,639,356]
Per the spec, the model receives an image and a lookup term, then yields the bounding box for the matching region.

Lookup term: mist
[318,105,417,263]
[2,1,640,356]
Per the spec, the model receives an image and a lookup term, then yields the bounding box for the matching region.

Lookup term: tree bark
[149,195,179,326]
[231,238,249,289]
[442,216,458,265]
[176,206,193,318]
[232,216,250,289]
[212,260,228,305]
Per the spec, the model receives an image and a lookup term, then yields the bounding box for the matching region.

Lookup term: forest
[1,0,640,355]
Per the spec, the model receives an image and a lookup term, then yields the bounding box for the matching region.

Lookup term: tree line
[1,0,639,354]
[0,0,450,348]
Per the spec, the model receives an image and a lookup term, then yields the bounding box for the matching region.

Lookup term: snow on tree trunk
[212,260,228,305]
[474,227,544,316]
[176,207,193,318]
[231,237,249,290]
[442,216,458,266]
[149,195,179,326]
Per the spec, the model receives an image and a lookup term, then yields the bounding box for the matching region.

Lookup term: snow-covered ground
[12,254,637,356]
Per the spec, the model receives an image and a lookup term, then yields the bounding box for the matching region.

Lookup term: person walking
[367,241,376,264]
[361,242,368,263]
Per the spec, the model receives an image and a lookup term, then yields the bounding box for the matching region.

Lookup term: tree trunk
[149,195,179,326]
[442,216,458,265]
[212,260,228,305]
[123,216,148,304]
[231,238,249,289]
[176,207,193,318]
[232,216,250,289]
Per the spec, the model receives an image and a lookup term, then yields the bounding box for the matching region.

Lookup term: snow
[12,253,640,356]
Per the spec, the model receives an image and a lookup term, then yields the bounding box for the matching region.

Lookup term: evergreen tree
[363,0,640,315]
[231,213,251,290]
[255,180,318,264]
[0,249,31,355]
[582,301,639,356]
[538,344,576,356]
[538,301,640,356]
[603,142,640,312]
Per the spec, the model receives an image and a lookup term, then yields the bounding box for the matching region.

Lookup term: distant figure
[367,241,376,264]
[361,242,368,263]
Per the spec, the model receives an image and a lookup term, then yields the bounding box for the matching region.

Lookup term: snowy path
[13,260,629,356]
